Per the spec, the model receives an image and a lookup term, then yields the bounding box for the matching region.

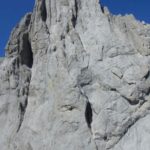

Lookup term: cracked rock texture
[1,0,150,150]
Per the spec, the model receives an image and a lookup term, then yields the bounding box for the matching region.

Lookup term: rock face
[0,58,4,64]
[1,0,150,149]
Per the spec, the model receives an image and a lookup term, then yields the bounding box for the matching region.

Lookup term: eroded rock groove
[40,0,47,22]
[85,101,93,129]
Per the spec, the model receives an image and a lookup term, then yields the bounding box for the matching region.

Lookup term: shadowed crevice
[72,0,79,27]
[17,99,28,132]
[20,33,33,68]
[17,32,33,132]
[85,101,93,128]
[40,0,47,22]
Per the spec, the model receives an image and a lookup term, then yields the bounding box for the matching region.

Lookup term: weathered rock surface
[0,57,4,64]
[1,0,150,149]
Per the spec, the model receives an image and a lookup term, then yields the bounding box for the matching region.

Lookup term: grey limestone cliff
[1,0,150,150]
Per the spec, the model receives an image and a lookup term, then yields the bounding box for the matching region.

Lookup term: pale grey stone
[0,0,150,150]
[0,57,4,64]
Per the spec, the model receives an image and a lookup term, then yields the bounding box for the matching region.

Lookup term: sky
[101,0,150,23]
[0,0,150,57]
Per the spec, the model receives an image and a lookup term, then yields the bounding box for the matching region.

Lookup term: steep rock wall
[0,0,150,150]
